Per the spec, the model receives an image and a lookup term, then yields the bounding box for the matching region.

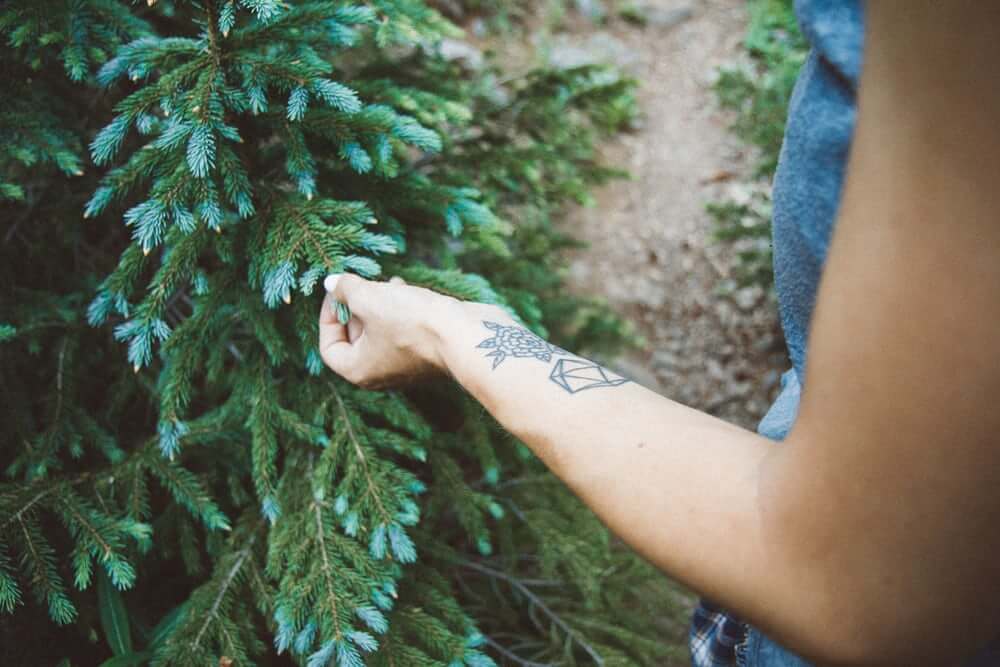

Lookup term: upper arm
[759,4,1000,664]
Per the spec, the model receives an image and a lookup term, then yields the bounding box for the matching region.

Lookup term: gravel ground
[549,0,790,431]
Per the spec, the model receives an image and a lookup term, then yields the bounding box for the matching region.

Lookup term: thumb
[318,291,363,380]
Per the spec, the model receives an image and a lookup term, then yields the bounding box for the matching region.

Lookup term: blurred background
[440,0,803,433]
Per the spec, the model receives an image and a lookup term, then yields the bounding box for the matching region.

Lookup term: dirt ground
[545,0,789,431]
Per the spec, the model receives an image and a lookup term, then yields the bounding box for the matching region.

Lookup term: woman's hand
[317,273,503,388]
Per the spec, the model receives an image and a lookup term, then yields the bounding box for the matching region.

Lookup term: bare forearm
[433,303,779,619]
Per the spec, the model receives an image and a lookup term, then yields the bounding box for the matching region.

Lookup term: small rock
[734,286,763,312]
[642,4,693,30]
[470,18,487,39]
[761,369,781,391]
[547,43,596,70]
[437,38,484,70]
[706,358,728,382]
[547,33,639,71]
[728,380,751,397]
[745,398,766,416]
[652,350,681,370]
[575,0,608,22]
[725,181,755,206]
[714,301,735,325]
[620,2,693,29]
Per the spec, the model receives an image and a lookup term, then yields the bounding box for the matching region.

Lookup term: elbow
[754,530,988,667]
[741,543,966,667]
[755,465,983,667]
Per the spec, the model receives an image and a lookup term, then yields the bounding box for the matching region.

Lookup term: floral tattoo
[476,321,629,394]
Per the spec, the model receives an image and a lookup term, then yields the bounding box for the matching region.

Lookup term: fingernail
[324,274,341,292]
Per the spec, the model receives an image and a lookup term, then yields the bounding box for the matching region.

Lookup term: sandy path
[554,0,788,430]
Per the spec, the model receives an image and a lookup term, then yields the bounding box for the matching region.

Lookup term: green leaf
[97,569,132,656]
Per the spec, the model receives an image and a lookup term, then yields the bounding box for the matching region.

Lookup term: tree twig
[192,524,262,650]
[483,636,552,667]
[459,560,604,666]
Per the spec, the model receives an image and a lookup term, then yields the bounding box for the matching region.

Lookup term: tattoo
[476,321,565,369]
[549,357,629,394]
[476,321,629,394]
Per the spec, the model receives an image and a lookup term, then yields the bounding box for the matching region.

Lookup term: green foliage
[1,0,675,665]
[715,0,806,176]
[706,196,774,290]
[710,0,807,290]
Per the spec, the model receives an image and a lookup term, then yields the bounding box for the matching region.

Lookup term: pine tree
[1,1,689,664]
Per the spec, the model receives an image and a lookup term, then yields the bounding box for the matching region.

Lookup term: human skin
[318,4,1000,665]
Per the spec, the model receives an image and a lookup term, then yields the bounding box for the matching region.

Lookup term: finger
[319,318,359,381]
[319,291,348,354]
[322,337,362,381]
[347,314,364,344]
[322,324,372,385]
[324,273,375,318]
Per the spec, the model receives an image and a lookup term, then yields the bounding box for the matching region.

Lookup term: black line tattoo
[476,321,565,369]
[476,321,629,394]
[549,357,629,394]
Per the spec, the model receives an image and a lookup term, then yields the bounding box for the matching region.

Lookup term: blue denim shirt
[691,1,1000,665]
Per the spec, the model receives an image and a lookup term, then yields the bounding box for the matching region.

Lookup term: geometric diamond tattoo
[549,358,630,394]
[475,321,630,395]
[476,321,566,369]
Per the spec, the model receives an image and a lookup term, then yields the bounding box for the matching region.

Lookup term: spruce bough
[1,1,688,664]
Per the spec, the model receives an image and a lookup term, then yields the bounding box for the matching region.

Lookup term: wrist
[425,297,506,376]
[423,295,465,374]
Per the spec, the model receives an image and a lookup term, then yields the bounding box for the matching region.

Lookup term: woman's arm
[319,5,1000,664]
[321,280,782,648]
[321,288,777,610]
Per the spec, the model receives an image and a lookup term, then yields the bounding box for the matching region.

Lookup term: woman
[318,2,1000,664]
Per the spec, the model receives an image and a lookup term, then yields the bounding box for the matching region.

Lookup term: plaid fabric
[689,599,748,667]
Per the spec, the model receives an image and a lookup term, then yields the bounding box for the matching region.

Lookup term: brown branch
[192,525,262,650]
[312,500,344,641]
[459,560,604,666]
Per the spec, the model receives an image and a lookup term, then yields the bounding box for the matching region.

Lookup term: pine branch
[191,525,260,651]
[1,0,663,660]
[312,498,344,642]
[58,495,113,560]
[332,387,391,524]
[458,560,605,666]
[1,484,61,531]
